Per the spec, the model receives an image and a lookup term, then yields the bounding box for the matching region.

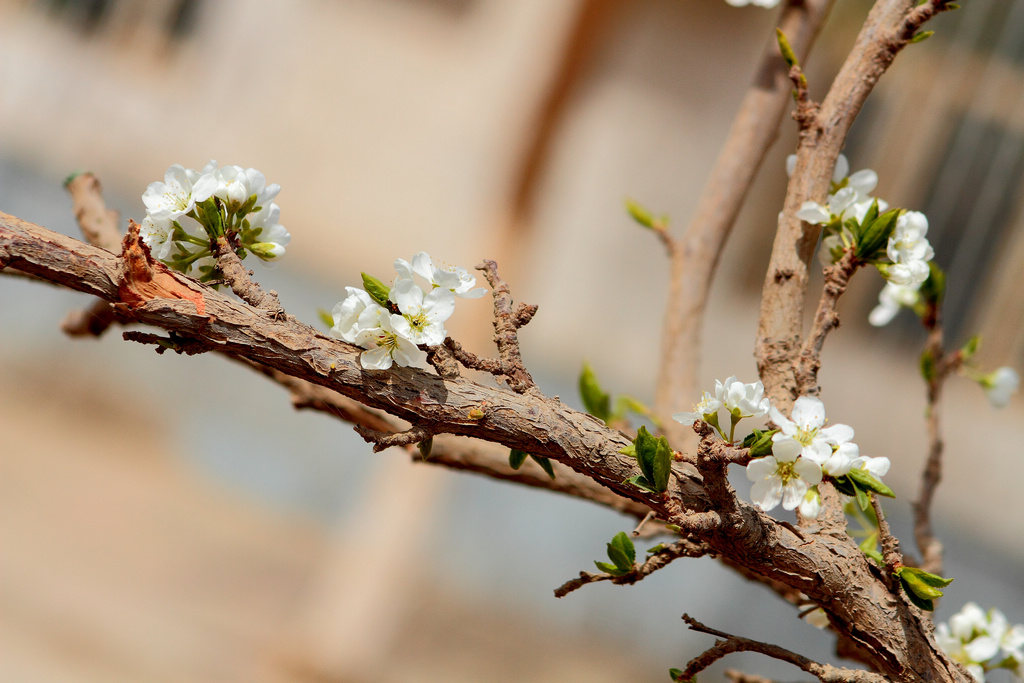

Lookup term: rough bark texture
[0,211,971,682]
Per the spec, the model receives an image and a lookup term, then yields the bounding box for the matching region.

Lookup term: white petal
[772,438,803,463]
[796,202,830,224]
[781,478,809,510]
[794,457,823,485]
[750,476,783,511]
[791,396,826,430]
[833,154,849,183]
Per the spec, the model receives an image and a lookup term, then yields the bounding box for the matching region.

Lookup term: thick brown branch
[656,0,834,445]
[756,0,951,408]
[0,212,973,682]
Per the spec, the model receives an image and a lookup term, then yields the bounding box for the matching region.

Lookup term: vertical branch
[755,0,954,406]
[656,0,834,446]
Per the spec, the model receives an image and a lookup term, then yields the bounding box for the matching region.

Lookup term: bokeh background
[2,0,1023,681]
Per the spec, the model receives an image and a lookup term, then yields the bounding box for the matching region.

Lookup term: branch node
[354,424,433,453]
[122,330,212,355]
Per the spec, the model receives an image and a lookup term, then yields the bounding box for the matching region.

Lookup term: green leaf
[646,543,666,554]
[417,436,433,460]
[361,273,391,307]
[832,474,856,498]
[776,28,798,68]
[848,467,895,498]
[530,454,556,480]
[613,394,654,424]
[318,308,335,328]
[618,444,637,458]
[607,531,636,570]
[858,531,883,564]
[920,348,937,383]
[625,198,656,229]
[910,30,934,44]
[742,428,777,457]
[855,206,900,260]
[854,480,871,511]
[634,426,672,493]
[594,561,630,577]
[508,448,528,470]
[626,474,659,493]
[896,566,953,609]
[668,668,687,682]
[960,335,981,362]
[579,362,611,422]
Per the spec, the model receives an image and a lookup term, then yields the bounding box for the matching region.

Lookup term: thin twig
[61,172,123,336]
[212,234,283,312]
[680,615,887,683]
[476,260,536,393]
[554,537,709,598]
[354,424,433,453]
[795,248,859,396]
[870,495,902,584]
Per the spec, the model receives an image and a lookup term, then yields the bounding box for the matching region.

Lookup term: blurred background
[1,0,1023,681]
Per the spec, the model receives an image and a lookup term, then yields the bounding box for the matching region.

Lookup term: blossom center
[794,426,818,447]
[775,460,798,484]
[375,332,400,352]
[407,311,429,332]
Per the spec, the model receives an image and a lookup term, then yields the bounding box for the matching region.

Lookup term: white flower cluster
[936,602,1024,681]
[980,366,1020,409]
[330,252,485,370]
[674,383,890,520]
[786,154,936,325]
[140,161,290,280]
[789,154,885,238]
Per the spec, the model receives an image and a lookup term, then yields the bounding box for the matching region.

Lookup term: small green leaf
[579,362,611,422]
[848,467,895,498]
[668,668,686,682]
[618,444,637,458]
[530,454,556,480]
[607,531,636,570]
[920,348,937,383]
[832,474,856,498]
[647,543,666,554]
[910,29,934,43]
[417,436,433,460]
[626,474,659,493]
[960,335,981,362]
[859,531,883,564]
[634,426,672,493]
[742,428,777,457]
[776,28,798,69]
[508,449,528,470]
[613,395,654,423]
[361,273,391,307]
[625,198,655,229]
[854,480,871,511]
[594,561,630,577]
[896,566,953,609]
[855,206,900,260]
[318,308,335,328]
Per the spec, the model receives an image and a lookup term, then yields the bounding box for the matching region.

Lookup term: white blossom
[981,367,1020,409]
[716,376,770,419]
[747,438,822,512]
[330,287,378,344]
[672,391,723,427]
[396,252,486,298]
[884,211,933,287]
[869,281,921,327]
[770,396,854,465]
[142,164,198,218]
[243,202,291,262]
[937,603,1024,682]
[193,163,280,210]
[799,487,821,519]
[389,278,455,346]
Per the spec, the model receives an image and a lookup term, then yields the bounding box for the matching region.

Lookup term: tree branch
[554,537,710,598]
[680,614,888,683]
[655,0,835,445]
[756,0,954,408]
